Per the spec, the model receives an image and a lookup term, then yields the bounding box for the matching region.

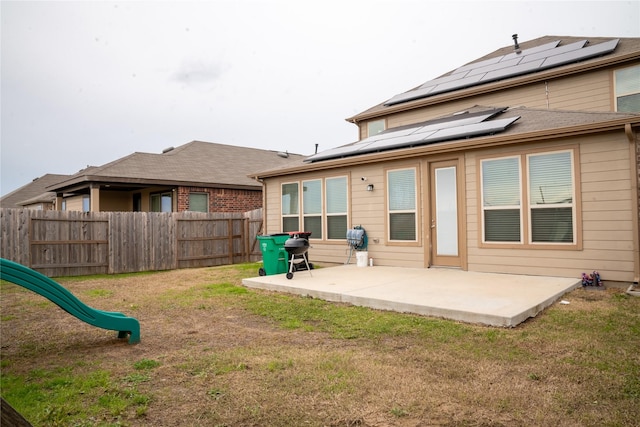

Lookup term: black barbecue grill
[284,232,312,279]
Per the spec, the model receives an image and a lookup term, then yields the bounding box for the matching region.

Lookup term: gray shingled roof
[350,36,640,121]
[0,174,70,208]
[254,106,640,177]
[47,141,306,192]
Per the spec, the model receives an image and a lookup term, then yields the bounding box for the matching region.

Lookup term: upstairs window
[614,65,640,112]
[367,119,385,137]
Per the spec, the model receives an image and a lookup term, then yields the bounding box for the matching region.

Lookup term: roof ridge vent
[162,146,175,154]
[512,34,521,54]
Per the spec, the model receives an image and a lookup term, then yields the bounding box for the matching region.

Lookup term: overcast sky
[1,0,639,196]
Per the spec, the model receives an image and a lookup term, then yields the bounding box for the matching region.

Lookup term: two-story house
[252,35,640,284]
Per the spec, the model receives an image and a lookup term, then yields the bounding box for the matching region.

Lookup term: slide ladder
[0,258,140,344]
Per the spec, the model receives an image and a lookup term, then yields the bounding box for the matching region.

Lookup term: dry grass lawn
[1,263,639,426]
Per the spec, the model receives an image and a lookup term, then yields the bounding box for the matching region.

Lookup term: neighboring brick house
[45,141,304,213]
[253,35,640,284]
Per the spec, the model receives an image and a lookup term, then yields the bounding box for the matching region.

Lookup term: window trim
[477,146,582,250]
[613,64,640,112]
[281,181,300,232]
[366,119,386,137]
[188,192,209,212]
[150,191,173,212]
[325,175,349,241]
[385,165,421,246]
[280,175,349,241]
[302,179,323,239]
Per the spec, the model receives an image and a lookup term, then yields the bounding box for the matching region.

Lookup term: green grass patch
[84,289,113,298]
[133,359,161,370]
[1,366,151,426]
[240,291,470,341]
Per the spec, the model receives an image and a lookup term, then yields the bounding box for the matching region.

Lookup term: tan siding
[264,179,282,235]
[264,131,635,281]
[466,133,635,281]
[64,196,84,211]
[546,70,611,111]
[100,191,132,211]
[381,69,615,131]
[263,163,426,268]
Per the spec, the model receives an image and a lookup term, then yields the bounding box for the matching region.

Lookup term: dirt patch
[1,266,639,426]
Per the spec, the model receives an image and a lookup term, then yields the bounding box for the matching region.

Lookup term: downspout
[625,123,640,287]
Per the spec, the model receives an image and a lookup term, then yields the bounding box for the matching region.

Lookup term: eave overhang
[253,117,640,180]
[47,176,262,194]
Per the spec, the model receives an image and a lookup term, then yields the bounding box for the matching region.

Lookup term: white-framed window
[387,167,417,241]
[480,149,576,245]
[527,151,574,243]
[151,192,172,212]
[367,119,385,137]
[614,65,640,112]
[281,176,348,239]
[481,156,522,242]
[281,182,300,232]
[326,176,348,240]
[303,179,322,238]
[188,192,209,212]
[82,196,90,212]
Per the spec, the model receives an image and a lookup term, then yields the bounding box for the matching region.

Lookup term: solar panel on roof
[428,74,484,96]
[482,59,544,82]
[383,39,619,107]
[466,56,523,77]
[425,117,520,142]
[541,38,619,68]
[520,40,587,64]
[304,109,518,163]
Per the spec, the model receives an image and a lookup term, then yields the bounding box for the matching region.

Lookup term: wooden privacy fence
[0,208,263,277]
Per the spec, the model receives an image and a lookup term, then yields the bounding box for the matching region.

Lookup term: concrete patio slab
[242,265,581,327]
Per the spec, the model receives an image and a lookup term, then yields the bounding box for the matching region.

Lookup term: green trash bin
[257,234,290,276]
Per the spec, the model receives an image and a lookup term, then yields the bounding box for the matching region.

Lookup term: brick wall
[177,187,262,213]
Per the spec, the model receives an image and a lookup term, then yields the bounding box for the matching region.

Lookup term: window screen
[303,180,322,238]
[615,65,640,113]
[528,151,574,243]
[282,183,299,232]
[387,168,417,241]
[326,176,347,240]
[188,193,208,212]
[482,157,521,242]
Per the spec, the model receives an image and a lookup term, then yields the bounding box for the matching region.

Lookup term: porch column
[90,184,100,212]
[55,193,64,211]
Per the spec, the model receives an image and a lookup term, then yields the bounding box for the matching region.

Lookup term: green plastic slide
[0,258,140,344]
